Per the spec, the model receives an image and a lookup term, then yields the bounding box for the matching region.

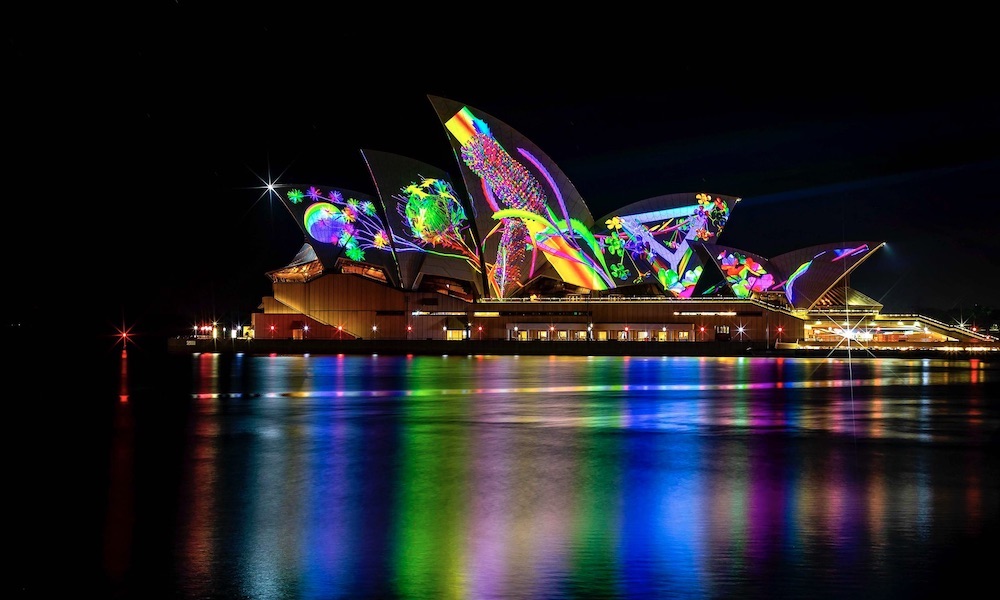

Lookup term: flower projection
[596,193,731,297]
[446,106,611,297]
[294,187,391,262]
[716,250,775,298]
[391,177,480,271]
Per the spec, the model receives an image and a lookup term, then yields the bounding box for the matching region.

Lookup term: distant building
[250,96,990,348]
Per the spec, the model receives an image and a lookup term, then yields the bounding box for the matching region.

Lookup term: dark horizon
[7,12,999,342]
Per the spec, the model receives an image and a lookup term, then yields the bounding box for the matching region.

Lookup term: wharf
[167,337,998,359]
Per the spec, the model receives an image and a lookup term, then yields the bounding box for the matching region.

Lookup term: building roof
[265,96,886,310]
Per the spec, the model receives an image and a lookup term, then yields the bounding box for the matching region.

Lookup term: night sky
[7,9,999,342]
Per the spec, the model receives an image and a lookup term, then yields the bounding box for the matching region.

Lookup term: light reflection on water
[99,354,997,599]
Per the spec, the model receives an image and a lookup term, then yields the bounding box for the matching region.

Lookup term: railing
[477,296,779,304]
[879,313,995,342]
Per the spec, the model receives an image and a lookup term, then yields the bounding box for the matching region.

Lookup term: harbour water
[11,349,999,599]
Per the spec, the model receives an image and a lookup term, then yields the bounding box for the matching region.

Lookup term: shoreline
[167,337,998,359]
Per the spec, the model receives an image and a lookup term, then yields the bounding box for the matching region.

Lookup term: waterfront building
[248,96,991,350]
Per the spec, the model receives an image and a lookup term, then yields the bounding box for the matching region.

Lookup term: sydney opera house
[242,95,990,350]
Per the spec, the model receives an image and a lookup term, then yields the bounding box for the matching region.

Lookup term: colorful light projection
[714,249,775,298]
[780,243,872,307]
[596,194,732,297]
[291,187,392,262]
[445,106,612,297]
[783,260,812,304]
[391,176,481,271]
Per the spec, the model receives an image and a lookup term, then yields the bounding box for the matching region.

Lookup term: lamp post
[443,325,447,340]
[372,324,377,339]
[514,326,518,341]
[303,324,309,339]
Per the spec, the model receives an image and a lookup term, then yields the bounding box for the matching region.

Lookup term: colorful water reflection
[103,354,998,598]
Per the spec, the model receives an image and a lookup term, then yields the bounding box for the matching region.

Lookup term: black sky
[7,9,1000,341]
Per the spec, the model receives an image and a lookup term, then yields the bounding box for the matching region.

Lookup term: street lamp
[372,324,377,339]
[303,324,309,339]
[443,325,447,340]
[478,324,483,340]
[514,326,518,340]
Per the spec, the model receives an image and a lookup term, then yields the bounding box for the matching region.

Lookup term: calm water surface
[13,351,999,599]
